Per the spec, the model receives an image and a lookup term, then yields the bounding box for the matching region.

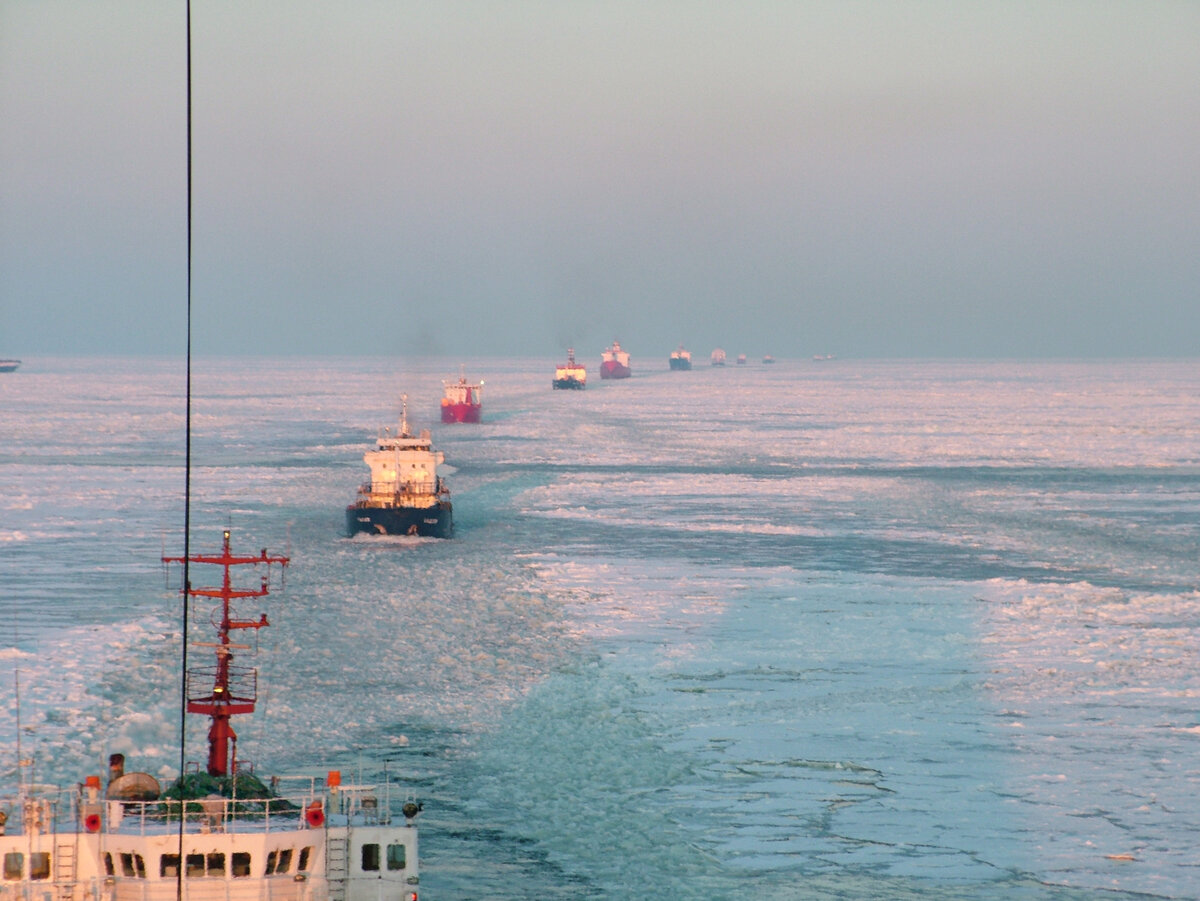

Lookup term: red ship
[600,341,632,379]
[441,371,483,422]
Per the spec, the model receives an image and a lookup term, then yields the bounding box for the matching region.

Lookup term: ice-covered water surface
[3,356,1199,899]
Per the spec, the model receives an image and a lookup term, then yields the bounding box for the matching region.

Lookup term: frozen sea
[3,355,1200,899]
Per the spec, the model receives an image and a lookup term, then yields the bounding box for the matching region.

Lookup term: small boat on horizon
[711,348,726,366]
[0,359,20,372]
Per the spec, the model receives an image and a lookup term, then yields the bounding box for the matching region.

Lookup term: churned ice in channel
[4,356,1200,899]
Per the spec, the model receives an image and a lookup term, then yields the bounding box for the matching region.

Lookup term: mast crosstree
[164,529,289,777]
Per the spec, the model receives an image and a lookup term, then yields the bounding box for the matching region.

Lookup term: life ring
[305,801,324,828]
[84,812,102,833]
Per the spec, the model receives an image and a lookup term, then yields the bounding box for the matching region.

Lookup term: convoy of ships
[2,339,821,900]
[0,5,828,897]
[341,343,796,540]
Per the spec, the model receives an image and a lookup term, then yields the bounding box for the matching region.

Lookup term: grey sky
[2,1,1197,359]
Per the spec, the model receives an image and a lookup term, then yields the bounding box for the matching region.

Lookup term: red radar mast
[164,529,289,777]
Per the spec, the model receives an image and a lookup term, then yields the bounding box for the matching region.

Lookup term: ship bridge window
[206,853,225,877]
[266,849,293,875]
[297,848,311,872]
[4,852,22,880]
[29,853,50,881]
[103,854,114,877]
[361,844,380,872]
[386,843,406,871]
[161,855,180,878]
[116,853,146,879]
[232,852,251,877]
[186,854,205,877]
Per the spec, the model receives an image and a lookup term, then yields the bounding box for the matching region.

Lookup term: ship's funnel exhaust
[108,753,125,784]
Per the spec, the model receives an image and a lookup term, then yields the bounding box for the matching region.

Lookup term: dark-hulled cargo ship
[346,396,453,538]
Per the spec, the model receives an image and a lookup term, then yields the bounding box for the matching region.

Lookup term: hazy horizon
[3,1,1198,359]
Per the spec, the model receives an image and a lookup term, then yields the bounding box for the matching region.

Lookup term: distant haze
[2,1,1198,359]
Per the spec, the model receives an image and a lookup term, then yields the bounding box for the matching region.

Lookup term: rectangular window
[206,853,224,877]
[30,853,50,881]
[276,849,292,873]
[386,844,406,871]
[120,854,136,878]
[161,855,180,878]
[297,848,311,872]
[185,854,205,878]
[265,851,277,876]
[231,853,251,878]
[103,854,114,877]
[361,844,380,872]
[3,852,23,881]
[134,855,146,879]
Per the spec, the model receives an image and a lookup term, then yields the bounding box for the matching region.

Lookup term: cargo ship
[600,341,631,379]
[347,396,453,538]
[763,354,776,364]
[441,371,482,422]
[668,345,692,370]
[736,354,747,365]
[0,359,20,372]
[553,348,587,389]
[711,348,726,366]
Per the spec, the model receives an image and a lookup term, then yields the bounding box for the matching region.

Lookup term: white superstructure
[0,771,420,901]
[356,398,446,511]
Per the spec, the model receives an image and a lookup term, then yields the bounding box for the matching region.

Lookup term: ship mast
[164,530,289,777]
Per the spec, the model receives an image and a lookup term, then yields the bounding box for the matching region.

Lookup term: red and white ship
[0,530,423,901]
[552,348,587,389]
[440,371,482,423]
[600,341,631,380]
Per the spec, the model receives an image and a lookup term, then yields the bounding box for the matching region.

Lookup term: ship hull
[441,402,481,423]
[600,362,631,379]
[346,502,454,538]
[553,377,585,389]
[669,358,691,371]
